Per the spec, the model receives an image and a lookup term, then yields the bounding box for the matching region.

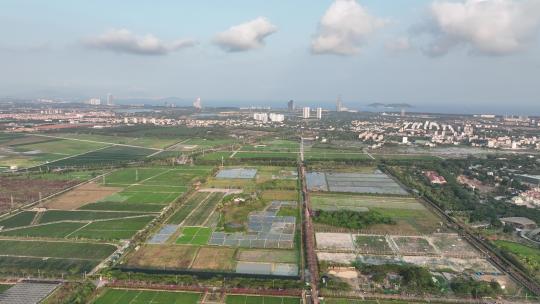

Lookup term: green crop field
[305,148,370,161]
[105,166,211,188]
[176,227,212,245]
[70,215,155,240]
[0,213,154,240]
[80,201,166,212]
[92,166,211,210]
[0,239,116,276]
[233,152,298,160]
[311,194,423,211]
[0,211,37,229]
[142,168,211,185]
[373,154,442,161]
[237,249,297,264]
[41,145,155,168]
[13,138,108,157]
[121,191,182,204]
[38,210,150,223]
[225,295,301,304]
[0,135,111,168]
[167,192,210,224]
[93,288,202,304]
[123,184,186,193]
[0,222,86,238]
[182,193,223,226]
[180,138,237,149]
[321,299,444,304]
[494,240,540,265]
[241,140,300,152]
[0,256,98,277]
[103,168,168,185]
[198,151,233,161]
[78,166,214,212]
[0,284,12,293]
[52,133,181,149]
[0,239,116,260]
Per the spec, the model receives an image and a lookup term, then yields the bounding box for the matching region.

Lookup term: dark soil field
[0,176,78,213]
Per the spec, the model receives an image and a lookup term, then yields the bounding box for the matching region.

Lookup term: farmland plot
[93,289,202,304]
[226,295,301,304]
[0,175,80,213]
[182,193,224,226]
[306,171,407,195]
[0,239,116,276]
[41,145,155,169]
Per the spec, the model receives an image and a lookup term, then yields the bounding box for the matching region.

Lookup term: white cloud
[311,0,387,56]
[426,0,540,56]
[385,37,412,53]
[213,17,277,52]
[84,29,196,55]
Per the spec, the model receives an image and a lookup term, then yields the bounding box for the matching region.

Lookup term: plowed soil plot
[126,244,198,269]
[392,236,438,255]
[354,235,393,254]
[431,233,479,258]
[43,182,122,210]
[0,176,77,212]
[191,247,236,271]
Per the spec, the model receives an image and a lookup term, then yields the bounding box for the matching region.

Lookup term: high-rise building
[106,93,114,106]
[316,107,322,119]
[193,97,202,111]
[253,113,268,123]
[269,113,285,122]
[302,107,310,119]
[287,100,295,112]
[87,98,101,105]
[336,96,343,112]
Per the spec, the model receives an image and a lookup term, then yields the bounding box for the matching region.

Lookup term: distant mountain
[368,103,412,109]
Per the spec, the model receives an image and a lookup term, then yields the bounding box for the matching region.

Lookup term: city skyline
[1,0,539,112]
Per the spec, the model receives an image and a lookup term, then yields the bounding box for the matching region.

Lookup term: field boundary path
[364,149,375,160]
[300,137,319,304]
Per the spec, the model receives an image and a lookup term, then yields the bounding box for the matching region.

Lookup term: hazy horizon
[1,0,539,113]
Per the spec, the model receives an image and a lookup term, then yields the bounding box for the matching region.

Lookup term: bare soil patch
[191,247,236,271]
[126,244,198,269]
[0,176,78,213]
[43,182,122,210]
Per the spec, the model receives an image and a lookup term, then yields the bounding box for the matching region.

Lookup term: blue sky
[1,0,539,113]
